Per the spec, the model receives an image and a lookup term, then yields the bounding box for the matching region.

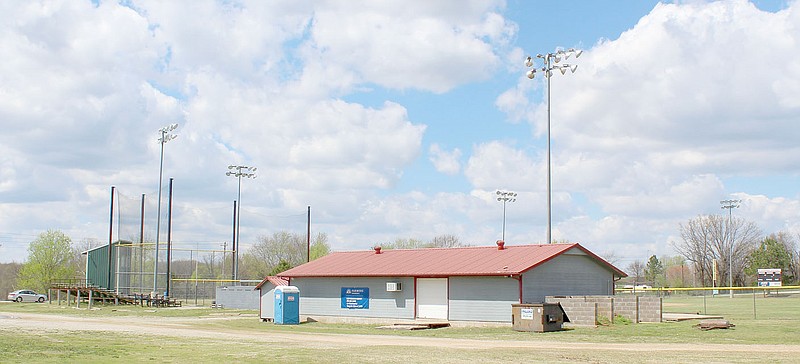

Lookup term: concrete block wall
[613,297,639,323]
[546,295,662,325]
[636,296,662,323]
[545,296,597,326]
[584,296,614,323]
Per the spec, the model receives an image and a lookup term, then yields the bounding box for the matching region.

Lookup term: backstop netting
[107,187,309,303]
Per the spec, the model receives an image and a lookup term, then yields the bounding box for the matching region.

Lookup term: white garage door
[416,278,448,320]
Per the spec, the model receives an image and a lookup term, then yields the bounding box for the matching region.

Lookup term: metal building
[277,241,626,323]
[256,276,289,321]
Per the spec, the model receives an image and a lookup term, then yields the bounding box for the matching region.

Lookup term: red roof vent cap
[374,246,382,254]
[496,240,505,250]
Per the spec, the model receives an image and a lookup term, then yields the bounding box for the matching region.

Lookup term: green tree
[269,260,293,276]
[746,237,795,284]
[644,255,665,287]
[16,230,78,293]
[309,232,331,260]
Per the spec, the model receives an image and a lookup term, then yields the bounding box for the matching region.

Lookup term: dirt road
[2,310,800,355]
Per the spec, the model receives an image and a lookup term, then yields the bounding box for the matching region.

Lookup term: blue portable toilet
[274,285,300,325]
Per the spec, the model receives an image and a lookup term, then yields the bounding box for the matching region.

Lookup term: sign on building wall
[341,287,369,309]
[757,268,782,287]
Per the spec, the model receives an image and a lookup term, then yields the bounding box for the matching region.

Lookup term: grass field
[1,294,799,363]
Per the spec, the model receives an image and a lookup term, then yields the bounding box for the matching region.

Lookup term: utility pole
[221,241,227,280]
[307,206,311,263]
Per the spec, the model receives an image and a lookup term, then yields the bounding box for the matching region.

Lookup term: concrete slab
[663,312,724,322]
[376,322,451,330]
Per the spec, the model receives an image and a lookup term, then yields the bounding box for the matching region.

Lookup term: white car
[7,290,47,303]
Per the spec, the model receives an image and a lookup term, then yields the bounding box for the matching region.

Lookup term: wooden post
[76,289,81,308]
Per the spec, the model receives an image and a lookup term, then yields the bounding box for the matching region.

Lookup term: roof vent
[496,240,505,250]
[374,246,382,254]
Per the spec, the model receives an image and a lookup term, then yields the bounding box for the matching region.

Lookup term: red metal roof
[254,276,289,290]
[278,243,627,278]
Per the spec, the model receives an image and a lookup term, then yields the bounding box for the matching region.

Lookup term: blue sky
[1,0,799,270]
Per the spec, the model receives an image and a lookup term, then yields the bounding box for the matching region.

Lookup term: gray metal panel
[259,284,275,320]
[215,285,260,309]
[449,276,518,322]
[292,277,414,319]
[522,253,615,303]
[259,285,276,319]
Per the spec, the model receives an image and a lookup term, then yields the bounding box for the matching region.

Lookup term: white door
[416,278,448,320]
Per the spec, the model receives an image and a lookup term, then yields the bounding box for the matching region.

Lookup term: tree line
[7,214,797,297]
[1,229,467,297]
[625,215,799,288]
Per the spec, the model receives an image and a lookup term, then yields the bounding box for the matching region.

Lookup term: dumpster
[274,285,300,325]
[511,303,569,332]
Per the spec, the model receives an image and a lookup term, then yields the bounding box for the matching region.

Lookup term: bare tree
[72,238,103,277]
[773,231,799,283]
[599,251,621,266]
[0,263,22,298]
[673,214,761,287]
[430,234,466,248]
[239,231,331,279]
[382,235,468,250]
[381,238,428,249]
[626,260,645,284]
[662,255,690,288]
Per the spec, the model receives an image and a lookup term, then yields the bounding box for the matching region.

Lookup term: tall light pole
[226,165,257,281]
[525,48,582,244]
[721,199,741,298]
[496,190,517,242]
[154,123,178,293]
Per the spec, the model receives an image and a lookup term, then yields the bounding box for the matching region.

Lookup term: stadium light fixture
[154,123,178,293]
[524,48,582,244]
[496,190,517,242]
[720,199,741,299]
[226,165,257,281]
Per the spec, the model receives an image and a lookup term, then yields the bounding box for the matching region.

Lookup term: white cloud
[464,141,539,191]
[429,144,462,175]
[0,1,518,262]
[491,0,800,261]
[302,1,513,93]
[4,0,800,269]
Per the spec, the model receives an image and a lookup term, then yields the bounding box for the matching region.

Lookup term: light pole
[525,48,582,244]
[226,165,257,281]
[154,123,178,293]
[721,199,741,298]
[496,190,517,242]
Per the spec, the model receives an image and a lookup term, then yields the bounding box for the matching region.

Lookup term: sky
[1,0,799,269]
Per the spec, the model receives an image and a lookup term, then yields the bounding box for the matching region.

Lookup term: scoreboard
[757,268,782,287]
